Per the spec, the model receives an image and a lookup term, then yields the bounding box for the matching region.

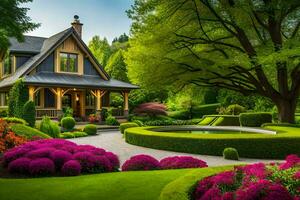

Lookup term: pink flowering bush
[194,154,300,200]
[160,156,207,169]
[2,139,120,176]
[121,154,160,171]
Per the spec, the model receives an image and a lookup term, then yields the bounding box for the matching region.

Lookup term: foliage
[112,33,129,44]
[105,116,119,126]
[105,50,129,82]
[0,109,8,117]
[125,126,300,159]
[101,108,109,121]
[83,124,97,135]
[40,116,60,138]
[159,156,207,169]
[22,100,36,127]
[62,107,73,118]
[61,117,76,131]
[59,131,88,139]
[143,119,201,126]
[240,112,273,127]
[88,36,111,67]
[218,104,246,115]
[88,114,100,123]
[0,0,39,51]
[191,103,220,118]
[11,124,51,139]
[4,117,27,125]
[210,115,240,126]
[8,79,29,118]
[198,116,217,126]
[133,102,167,117]
[0,131,27,153]
[132,120,144,127]
[223,148,239,160]
[167,110,190,120]
[119,122,139,134]
[3,139,120,176]
[121,154,160,171]
[193,157,300,200]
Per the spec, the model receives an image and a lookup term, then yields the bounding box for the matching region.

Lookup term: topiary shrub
[121,154,160,171]
[59,132,74,139]
[29,158,55,176]
[22,100,36,127]
[83,124,97,135]
[119,122,139,134]
[105,115,119,125]
[40,116,60,138]
[218,104,246,115]
[105,152,120,171]
[167,110,190,120]
[210,115,240,126]
[61,117,76,131]
[160,156,208,169]
[4,117,27,125]
[8,79,29,118]
[72,131,88,137]
[11,124,51,139]
[132,120,144,127]
[240,112,272,127]
[223,147,239,160]
[191,103,220,118]
[61,160,81,176]
[198,116,217,125]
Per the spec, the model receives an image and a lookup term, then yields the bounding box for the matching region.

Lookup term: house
[0,16,138,119]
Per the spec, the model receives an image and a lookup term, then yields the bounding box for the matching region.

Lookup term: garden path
[69,131,282,166]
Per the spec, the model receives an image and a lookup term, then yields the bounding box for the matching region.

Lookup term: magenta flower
[8,158,31,174]
[242,163,268,179]
[212,171,235,185]
[105,152,120,170]
[199,187,222,200]
[29,158,55,176]
[61,160,81,176]
[280,155,300,170]
[194,177,213,199]
[262,183,293,200]
[121,154,160,171]
[50,150,73,169]
[160,156,207,169]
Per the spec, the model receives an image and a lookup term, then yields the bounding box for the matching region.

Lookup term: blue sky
[24,0,134,43]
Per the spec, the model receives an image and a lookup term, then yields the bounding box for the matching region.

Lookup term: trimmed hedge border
[159,166,233,200]
[124,126,300,159]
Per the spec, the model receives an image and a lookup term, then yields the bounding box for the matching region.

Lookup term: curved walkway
[69,131,282,166]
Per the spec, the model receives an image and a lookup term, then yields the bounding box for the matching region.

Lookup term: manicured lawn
[0,169,195,200]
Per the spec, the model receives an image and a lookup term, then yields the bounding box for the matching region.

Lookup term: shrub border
[125,126,300,159]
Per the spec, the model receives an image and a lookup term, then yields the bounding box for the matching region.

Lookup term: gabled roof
[9,36,46,54]
[0,27,119,88]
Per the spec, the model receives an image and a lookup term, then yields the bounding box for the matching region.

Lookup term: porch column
[95,89,102,121]
[56,88,63,115]
[124,91,129,117]
[28,86,35,101]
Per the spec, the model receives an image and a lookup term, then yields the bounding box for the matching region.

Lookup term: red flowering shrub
[88,114,100,123]
[2,139,120,176]
[133,102,167,117]
[160,156,207,169]
[121,154,160,171]
[194,154,300,200]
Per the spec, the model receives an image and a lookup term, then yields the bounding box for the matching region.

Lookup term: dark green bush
[119,122,139,134]
[4,117,27,125]
[101,108,109,121]
[191,103,220,118]
[240,112,272,127]
[105,116,119,125]
[11,124,51,139]
[40,116,60,138]
[125,126,300,159]
[262,123,300,128]
[223,147,239,160]
[210,115,240,126]
[61,117,76,131]
[83,124,97,135]
[62,107,73,117]
[167,110,190,120]
[60,131,88,138]
[8,79,28,118]
[22,100,36,127]
[0,109,7,117]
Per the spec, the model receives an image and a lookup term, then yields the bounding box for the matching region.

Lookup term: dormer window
[3,54,13,76]
[60,53,78,73]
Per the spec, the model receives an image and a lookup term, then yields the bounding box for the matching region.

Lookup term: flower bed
[2,139,119,176]
[193,154,300,200]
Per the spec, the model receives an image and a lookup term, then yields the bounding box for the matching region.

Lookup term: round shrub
[105,152,120,170]
[59,132,74,139]
[223,147,239,160]
[29,158,55,176]
[119,122,139,134]
[50,150,73,169]
[121,154,160,171]
[26,147,56,159]
[61,160,81,176]
[160,156,208,169]
[83,124,97,135]
[61,117,76,131]
[40,116,60,138]
[22,100,36,127]
[105,115,119,125]
[240,112,272,127]
[8,157,31,174]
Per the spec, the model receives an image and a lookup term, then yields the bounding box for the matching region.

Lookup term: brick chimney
[71,15,83,38]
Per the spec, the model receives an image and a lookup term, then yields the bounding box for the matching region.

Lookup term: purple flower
[50,150,73,169]
[212,171,235,185]
[242,163,268,179]
[29,158,55,176]
[222,192,234,200]
[8,158,31,174]
[105,152,120,170]
[160,156,207,169]
[26,148,56,159]
[61,160,81,176]
[199,187,222,200]
[194,177,214,199]
[121,154,160,171]
[73,152,95,172]
[294,171,300,180]
[280,155,300,170]
[90,156,112,172]
[262,183,293,200]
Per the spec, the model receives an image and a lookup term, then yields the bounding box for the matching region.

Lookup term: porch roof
[23,72,139,90]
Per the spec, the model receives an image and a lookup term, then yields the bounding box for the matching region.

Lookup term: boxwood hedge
[240,112,272,127]
[124,126,300,159]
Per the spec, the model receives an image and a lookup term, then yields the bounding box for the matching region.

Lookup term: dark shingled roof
[9,36,47,54]
[24,72,139,90]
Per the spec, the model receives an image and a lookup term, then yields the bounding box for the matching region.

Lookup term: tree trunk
[276,99,297,123]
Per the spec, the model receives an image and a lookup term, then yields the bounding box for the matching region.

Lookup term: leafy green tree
[8,79,29,118]
[88,36,111,67]
[105,50,129,82]
[0,0,39,53]
[22,100,36,127]
[126,0,300,123]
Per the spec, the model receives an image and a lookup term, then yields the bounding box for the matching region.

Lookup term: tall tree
[0,0,39,53]
[126,0,300,123]
[88,36,111,67]
[105,50,129,82]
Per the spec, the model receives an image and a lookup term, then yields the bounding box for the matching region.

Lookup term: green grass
[11,124,51,139]
[0,169,196,200]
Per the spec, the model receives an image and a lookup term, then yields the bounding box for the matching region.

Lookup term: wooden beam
[100,90,107,98]
[62,88,72,96]
[28,86,35,101]
[96,89,102,111]
[50,88,58,96]
[56,88,62,110]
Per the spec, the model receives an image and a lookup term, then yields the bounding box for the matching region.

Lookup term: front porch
[28,86,129,120]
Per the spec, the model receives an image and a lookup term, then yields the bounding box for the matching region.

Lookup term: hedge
[119,122,139,134]
[210,115,240,126]
[22,100,36,127]
[198,117,216,126]
[159,166,233,200]
[167,110,190,120]
[59,131,88,139]
[240,112,272,127]
[11,124,51,139]
[191,103,220,118]
[4,117,27,125]
[125,126,300,159]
